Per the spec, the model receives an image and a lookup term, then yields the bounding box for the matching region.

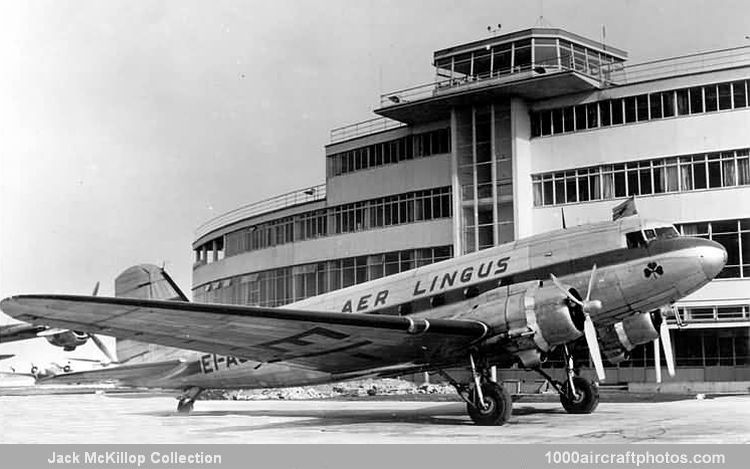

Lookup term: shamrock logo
[644,262,664,279]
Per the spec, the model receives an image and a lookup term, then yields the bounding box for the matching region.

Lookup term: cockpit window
[626,231,647,248]
[655,226,679,239]
[644,229,657,240]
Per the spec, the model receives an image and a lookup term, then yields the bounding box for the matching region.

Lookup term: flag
[612,196,638,220]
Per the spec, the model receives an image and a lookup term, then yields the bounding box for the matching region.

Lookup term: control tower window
[493,45,512,75]
[534,38,558,68]
[514,40,531,71]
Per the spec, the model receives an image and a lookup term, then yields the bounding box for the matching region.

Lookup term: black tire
[467,382,512,426]
[176,400,194,414]
[560,376,599,414]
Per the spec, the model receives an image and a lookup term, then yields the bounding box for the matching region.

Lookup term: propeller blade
[550,273,584,307]
[585,264,598,302]
[654,338,662,383]
[660,319,676,377]
[91,281,100,296]
[89,334,117,364]
[583,315,605,381]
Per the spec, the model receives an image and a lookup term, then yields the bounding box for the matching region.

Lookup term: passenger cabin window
[626,231,647,248]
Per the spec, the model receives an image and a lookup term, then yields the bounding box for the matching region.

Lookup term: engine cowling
[44,330,89,351]
[473,281,586,367]
[600,311,661,364]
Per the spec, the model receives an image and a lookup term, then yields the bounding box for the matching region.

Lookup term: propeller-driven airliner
[0,211,726,425]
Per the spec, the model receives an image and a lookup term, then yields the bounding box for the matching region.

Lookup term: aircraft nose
[700,240,727,280]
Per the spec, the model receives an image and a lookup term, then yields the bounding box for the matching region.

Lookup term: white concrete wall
[529,109,750,174]
[680,278,750,306]
[531,186,750,233]
[325,154,451,205]
[533,68,750,111]
[511,97,534,239]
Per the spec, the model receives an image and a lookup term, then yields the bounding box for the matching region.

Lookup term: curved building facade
[193,27,749,384]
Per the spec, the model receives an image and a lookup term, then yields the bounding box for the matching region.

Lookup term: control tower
[374,28,627,254]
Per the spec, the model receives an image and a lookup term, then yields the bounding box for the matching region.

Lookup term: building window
[563,106,574,132]
[530,78,750,138]
[624,96,637,123]
[732,81,747,108]
[678,218,750,278]
[328,128,450,177]
[532,149,750,207]
[599,100,611,126]
[574,104,587,130]
[218,187,452,258]
[689,87,703,114]
[649,93,662,119]
[193,245,454,306]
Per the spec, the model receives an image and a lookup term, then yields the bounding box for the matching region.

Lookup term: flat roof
[433,27,628,63]
[375,70,603,124]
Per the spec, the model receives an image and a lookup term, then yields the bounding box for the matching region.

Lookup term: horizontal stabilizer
[37,360,186,386]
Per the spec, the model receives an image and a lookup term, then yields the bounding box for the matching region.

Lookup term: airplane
[0,210,727,425]
[0,283,117,362]
[1,322,89,351]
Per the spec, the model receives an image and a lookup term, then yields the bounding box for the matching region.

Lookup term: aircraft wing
[0,295,489,374]
[0,323,48,343]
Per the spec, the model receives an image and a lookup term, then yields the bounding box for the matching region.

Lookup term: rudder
[114,265,189,364]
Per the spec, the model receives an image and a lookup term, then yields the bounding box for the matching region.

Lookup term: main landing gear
[435,354,512,425]
[176,386,203,414]
[533,345,599,414]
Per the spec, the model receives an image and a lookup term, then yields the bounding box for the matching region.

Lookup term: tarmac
[1,389,748,443]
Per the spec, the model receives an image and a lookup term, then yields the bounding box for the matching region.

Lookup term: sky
[0,0,749,366]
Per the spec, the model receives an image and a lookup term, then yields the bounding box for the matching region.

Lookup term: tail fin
[114,264,189,302]
[114,264,190,364]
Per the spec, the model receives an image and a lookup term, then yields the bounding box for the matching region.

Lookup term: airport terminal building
[192,28,750,384]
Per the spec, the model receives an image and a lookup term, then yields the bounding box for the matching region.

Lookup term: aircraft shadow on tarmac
[138,403,567,431]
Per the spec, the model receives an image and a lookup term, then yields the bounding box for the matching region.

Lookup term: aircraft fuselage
[107,216,726,390]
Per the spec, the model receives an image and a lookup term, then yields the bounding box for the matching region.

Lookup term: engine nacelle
[45,330,89,351]
[475,281,585,367]
[600,311,661,364]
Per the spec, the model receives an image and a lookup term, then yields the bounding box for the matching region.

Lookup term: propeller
[87,281,117,364]
[88,334,117,364]
[550,265,606,381]
[653,307,676,383]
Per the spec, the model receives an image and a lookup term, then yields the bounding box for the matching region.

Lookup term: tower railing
[329,116,406,144]
[195,183,326,240]
[379,45,750,106]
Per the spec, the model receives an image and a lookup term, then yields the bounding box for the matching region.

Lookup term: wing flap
[1,295,488,374]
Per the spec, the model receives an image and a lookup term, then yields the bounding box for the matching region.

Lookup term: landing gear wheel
[560,376,599,414]
[176,400,194,414]
[467,382,512,426]
[175,386,202,414]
